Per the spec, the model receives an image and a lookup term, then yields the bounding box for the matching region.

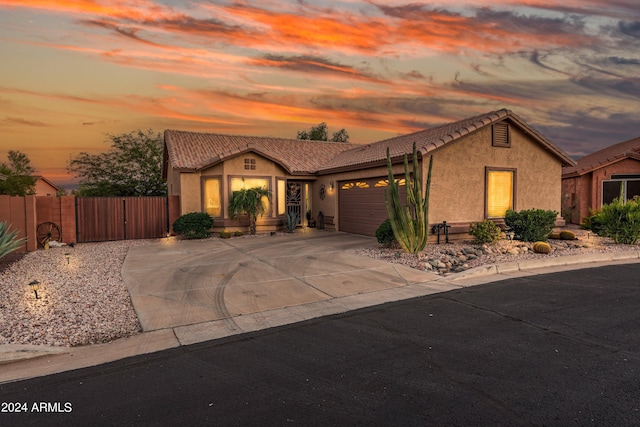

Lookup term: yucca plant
[228,186,272,235]
[384,142,433,254]
[0,221,25,260]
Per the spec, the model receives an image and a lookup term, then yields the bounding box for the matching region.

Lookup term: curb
[0,344,69,365]
[444,250,640,282]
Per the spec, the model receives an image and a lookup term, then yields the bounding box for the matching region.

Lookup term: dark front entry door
[286,182,302,224]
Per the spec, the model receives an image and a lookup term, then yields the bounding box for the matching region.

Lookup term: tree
[68,130,167,196]
[228,186,272,235]
[297,122,349,143]
[0,150,37,196]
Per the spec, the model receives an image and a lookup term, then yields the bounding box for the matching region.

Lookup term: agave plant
[384,142,433,254]
[284,211,299,233]
[0,221,25,260]
[228,186,272,235]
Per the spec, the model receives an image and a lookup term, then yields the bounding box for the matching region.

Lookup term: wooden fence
[0,195,180,250]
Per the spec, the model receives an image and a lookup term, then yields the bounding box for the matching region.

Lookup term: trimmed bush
[219,230,231,239]
[591,195,640,244]
[532,241,551,254]
[375,219,397,247]
[468,219,501,244]
[234,231,244,237]
[559,230,576,240]
[504,209,557,242]
[172,212,213,239]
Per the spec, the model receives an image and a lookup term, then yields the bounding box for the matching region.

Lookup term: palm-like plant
[228,186,272,235]
[0,221,25,260]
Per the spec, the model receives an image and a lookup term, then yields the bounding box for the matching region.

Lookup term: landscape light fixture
[65,252,71,264]
[29,280,40,299]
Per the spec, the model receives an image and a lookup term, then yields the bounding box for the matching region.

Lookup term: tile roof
[164,108,575,176]
[562,135,640,177]
[318,109,575,172]
[164,131,358,174]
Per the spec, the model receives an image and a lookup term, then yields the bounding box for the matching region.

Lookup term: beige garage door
[338,177,406,236]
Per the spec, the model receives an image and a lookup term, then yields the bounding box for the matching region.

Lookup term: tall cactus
[384,142,433,254]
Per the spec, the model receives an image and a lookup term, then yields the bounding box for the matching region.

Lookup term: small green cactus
[532,241,551,254]
[549,232,561,239]
[559,230,576,240]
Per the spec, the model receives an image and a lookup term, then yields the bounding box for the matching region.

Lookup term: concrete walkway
[2,231,640,383]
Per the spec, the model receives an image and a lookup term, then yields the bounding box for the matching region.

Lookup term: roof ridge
[164,129,360,146]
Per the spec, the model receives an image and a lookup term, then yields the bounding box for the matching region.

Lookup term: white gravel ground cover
[0,240,150,347]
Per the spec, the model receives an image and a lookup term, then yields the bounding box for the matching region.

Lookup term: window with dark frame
[244,158,256,170]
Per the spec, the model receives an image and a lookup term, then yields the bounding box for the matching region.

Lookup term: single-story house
[163,108,575,239]
[562,135,640,224]
[34,176,62,196]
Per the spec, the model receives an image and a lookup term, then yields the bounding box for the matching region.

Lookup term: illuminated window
[355,181,369,189]
[341,182,354,190]
[203,178,222,217]
[244,158,256,170]
[375,178,406,187]
[230,177,270,214]
[277,179,286,216]
[487,169,514,218]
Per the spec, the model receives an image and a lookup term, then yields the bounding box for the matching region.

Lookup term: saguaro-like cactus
[384,142,433,254]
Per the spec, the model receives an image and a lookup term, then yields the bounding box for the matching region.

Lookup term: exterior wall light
[329,181,334,191]
[29,280,40,299]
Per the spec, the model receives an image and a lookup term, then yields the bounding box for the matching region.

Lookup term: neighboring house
[163,108,575,238]
[562,136,640,224]
[34,176,62,196]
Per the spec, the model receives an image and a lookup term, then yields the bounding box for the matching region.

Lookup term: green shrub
[172,212,213,239]
[234,231,243,237]
[219,230,231,239]
[468,219,501,244]
[504,208,557,242]
[375,219,397,247]
[0,221,25,260]
[591,195,640,244]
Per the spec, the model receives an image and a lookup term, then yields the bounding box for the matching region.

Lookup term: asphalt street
[1,262,639,426]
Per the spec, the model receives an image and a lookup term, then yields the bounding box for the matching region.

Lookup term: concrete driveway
[122,231,448,338]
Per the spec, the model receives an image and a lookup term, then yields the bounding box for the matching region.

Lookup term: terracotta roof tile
[164,109,575,176]
[164,131,358,174]
[563,136,640,177]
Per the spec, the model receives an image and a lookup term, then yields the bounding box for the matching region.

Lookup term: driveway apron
[121,232,437,332]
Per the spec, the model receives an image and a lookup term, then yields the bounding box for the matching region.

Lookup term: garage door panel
[339,178,406,236]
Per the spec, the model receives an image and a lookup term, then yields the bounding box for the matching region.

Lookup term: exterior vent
[492,123,511,147]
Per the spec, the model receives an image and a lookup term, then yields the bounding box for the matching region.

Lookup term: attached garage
[338,177,406,236]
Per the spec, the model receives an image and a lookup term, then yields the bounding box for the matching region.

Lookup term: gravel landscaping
[0,227,637,348]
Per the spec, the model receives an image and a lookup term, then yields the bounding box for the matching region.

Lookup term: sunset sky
[1,0,639,187]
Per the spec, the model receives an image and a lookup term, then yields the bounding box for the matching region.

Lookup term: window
[244,158,256,170]
[492,123,511,147]
[486,169,515,218]
[277,178,286,216]
[602,178,640,205]
[230,177,271,214]
[203,177,222,217]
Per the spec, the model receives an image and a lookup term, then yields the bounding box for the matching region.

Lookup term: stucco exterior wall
[426,125,563,224]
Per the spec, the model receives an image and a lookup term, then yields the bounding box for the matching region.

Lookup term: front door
[286,182,302,225]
